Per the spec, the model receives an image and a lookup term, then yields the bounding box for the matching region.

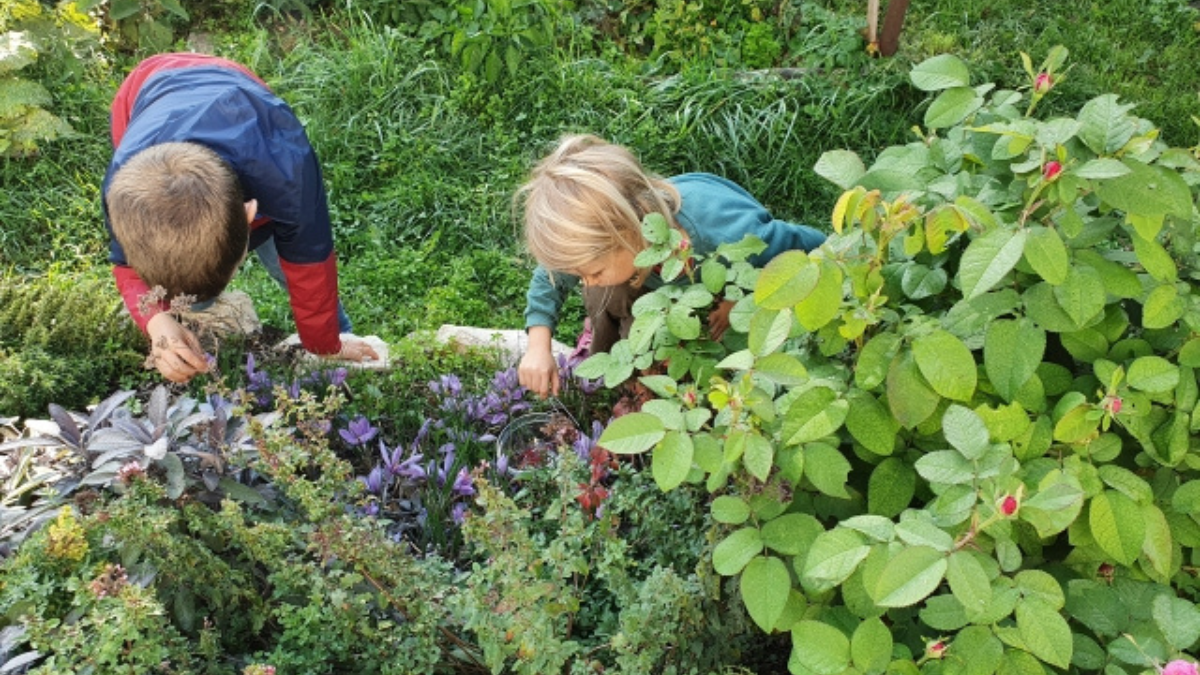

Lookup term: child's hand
[146,313,210,383]
[519,347,560,399]
[708,300,735,342]
[333,338,379,362]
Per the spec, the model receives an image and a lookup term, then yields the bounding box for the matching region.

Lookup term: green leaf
[803,442,852,499]
[1053,264,1107,328]
[741,556,792,632]
[925,87,985,129]
[868,458,915,517]
[791,620,851,675]
[1014,569,1065,609]
[913,329,977,401]
[749,307,792,357]
[947,551,992,619]
[1126,356,1179,393]
[1077,94,1138,155]
[845,390,898,457]
[712,495,751,524]
[851,617,893,675]
[1015,598,1074,669]
[942,404,990,460]
[713,527,764,576]
[756,250,819,310]
[1152,592,1200,651]
[1095,158,1193,219]
[1075,250,1144,298]
[652,430,693,491]
[110,0,142,20]
[754,352,809,386]
[915,450,976,486]
[217,476,265,505]
[1075,158,1132,179]
[666,304,701,340]
[782,387,848,445]
[959,228,1028,300]
[795,259,843,331]
[886,350,940,429]
[1141,503,1173,582]
[856,333,901,391]
[597,413,665,455]
[871,545,947,608]
[743,431,774,482]
[944,625,1004,675]
[984,320,1046,402]
[641,213,669,243]
[801,528,870,592]
[1023,226,1070,285]
[1131,233,1177,283]
[1089,489,1145,565]
[814,150,866,190]
[910,54,972,91]
[901,264,948,300]
[762,513,823,556]
[1142,284,1184,330]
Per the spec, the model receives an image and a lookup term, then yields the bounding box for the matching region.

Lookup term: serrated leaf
[712,495,751,524]
[1015,599,1073,669]
[782,387,848,445]
[801,528,870,592]
[1023,226,1070,285]
[791,620,852,675]
[803,442,851,499]
[814,150,867,190]
[1077,94,1138,155]
[984,320,1046,402]
[886,350,940,429]
[762,513,823,556]
[868,458,915,517]
[652,430,693,491]
[1127,356,1179,393]
[947,551,992,619]
[845,390,898,457]
[755,250,819,310]
[925,87,984,129]
[851,617,893,675]
[942,404,990,460]
[1089,489,1145,565]
[1151,593,1200,650]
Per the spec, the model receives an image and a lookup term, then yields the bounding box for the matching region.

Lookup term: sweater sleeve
[279,254,343,355]
[523,265,579,332]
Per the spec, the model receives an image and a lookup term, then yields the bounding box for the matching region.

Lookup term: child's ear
[243,199,259,226]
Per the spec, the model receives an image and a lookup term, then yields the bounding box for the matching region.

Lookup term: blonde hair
[107,142,248,302]
[516,134,681,278]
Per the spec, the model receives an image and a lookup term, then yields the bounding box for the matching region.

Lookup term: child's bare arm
[146,313,210,383]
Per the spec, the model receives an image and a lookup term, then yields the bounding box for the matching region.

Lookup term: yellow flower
[45,506,88,562]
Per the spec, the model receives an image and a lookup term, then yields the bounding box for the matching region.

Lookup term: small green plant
[76,0,189,52]
[582,46,1200,673]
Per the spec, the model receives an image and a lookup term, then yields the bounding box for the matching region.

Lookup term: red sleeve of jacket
[279,254,343,355]
[113,265,165,333]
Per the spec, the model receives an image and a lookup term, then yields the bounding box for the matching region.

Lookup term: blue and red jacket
[103,53,343,355]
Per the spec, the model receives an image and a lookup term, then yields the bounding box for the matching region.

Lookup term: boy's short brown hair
[107,141,249,302]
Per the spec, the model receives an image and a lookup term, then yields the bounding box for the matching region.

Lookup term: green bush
[582,47,1200,673]
[0,271,144,418]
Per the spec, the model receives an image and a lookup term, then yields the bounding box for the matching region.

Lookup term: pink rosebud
[1104,396,1123,415]
[1034,72,1053,94]
[1163,661,1199,675]
[1043,161,1063,181]
[1000,495,1019,517]
[926,640,947,660]
[678,237,691,252]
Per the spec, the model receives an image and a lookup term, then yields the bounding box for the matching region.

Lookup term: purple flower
[326,367,348,387]
[495,453,509,476]
[573,420,605,460]
[359,466,387,494]
[451,502,468,525]
[340,416,379,446]
[452,468,475,496]
[362,501,380,517]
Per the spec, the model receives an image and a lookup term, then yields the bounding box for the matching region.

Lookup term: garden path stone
[432,324,573,366]
[178,290,262,337]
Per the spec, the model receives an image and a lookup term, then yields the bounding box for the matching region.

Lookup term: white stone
[432,324,573,366]
[275,333,391,370]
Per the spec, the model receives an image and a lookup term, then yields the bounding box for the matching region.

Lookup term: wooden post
[879,0,911,57]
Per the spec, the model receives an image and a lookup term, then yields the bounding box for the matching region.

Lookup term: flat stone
[432,324,573,366]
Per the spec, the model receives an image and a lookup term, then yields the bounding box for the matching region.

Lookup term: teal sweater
[523,172,827,331]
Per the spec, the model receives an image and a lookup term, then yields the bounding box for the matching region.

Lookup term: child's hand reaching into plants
[518,326,560,398]
[708,300,735,341]
[332,338,380,362]
[146,313,210,383]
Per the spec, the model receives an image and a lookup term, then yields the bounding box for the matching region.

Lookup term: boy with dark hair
[104,53,377,383]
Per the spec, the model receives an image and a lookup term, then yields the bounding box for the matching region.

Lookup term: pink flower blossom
[925,640,947,660]
[1043,161,1063,181]
[1103,395,1123,415]
[1162,660,1199,675]
[1000,495,1019,517]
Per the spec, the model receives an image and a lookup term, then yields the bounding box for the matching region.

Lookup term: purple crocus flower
[452,468,475,496]
[451,502,468,525]
[340,416,379,446]
[495,453,510,477]
[326,368,348,387]
[359,466,387,494]
[362,501,380,517]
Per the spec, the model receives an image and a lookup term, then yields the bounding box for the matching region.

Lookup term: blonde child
[517,134,826,398]
[104,53,377,384]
